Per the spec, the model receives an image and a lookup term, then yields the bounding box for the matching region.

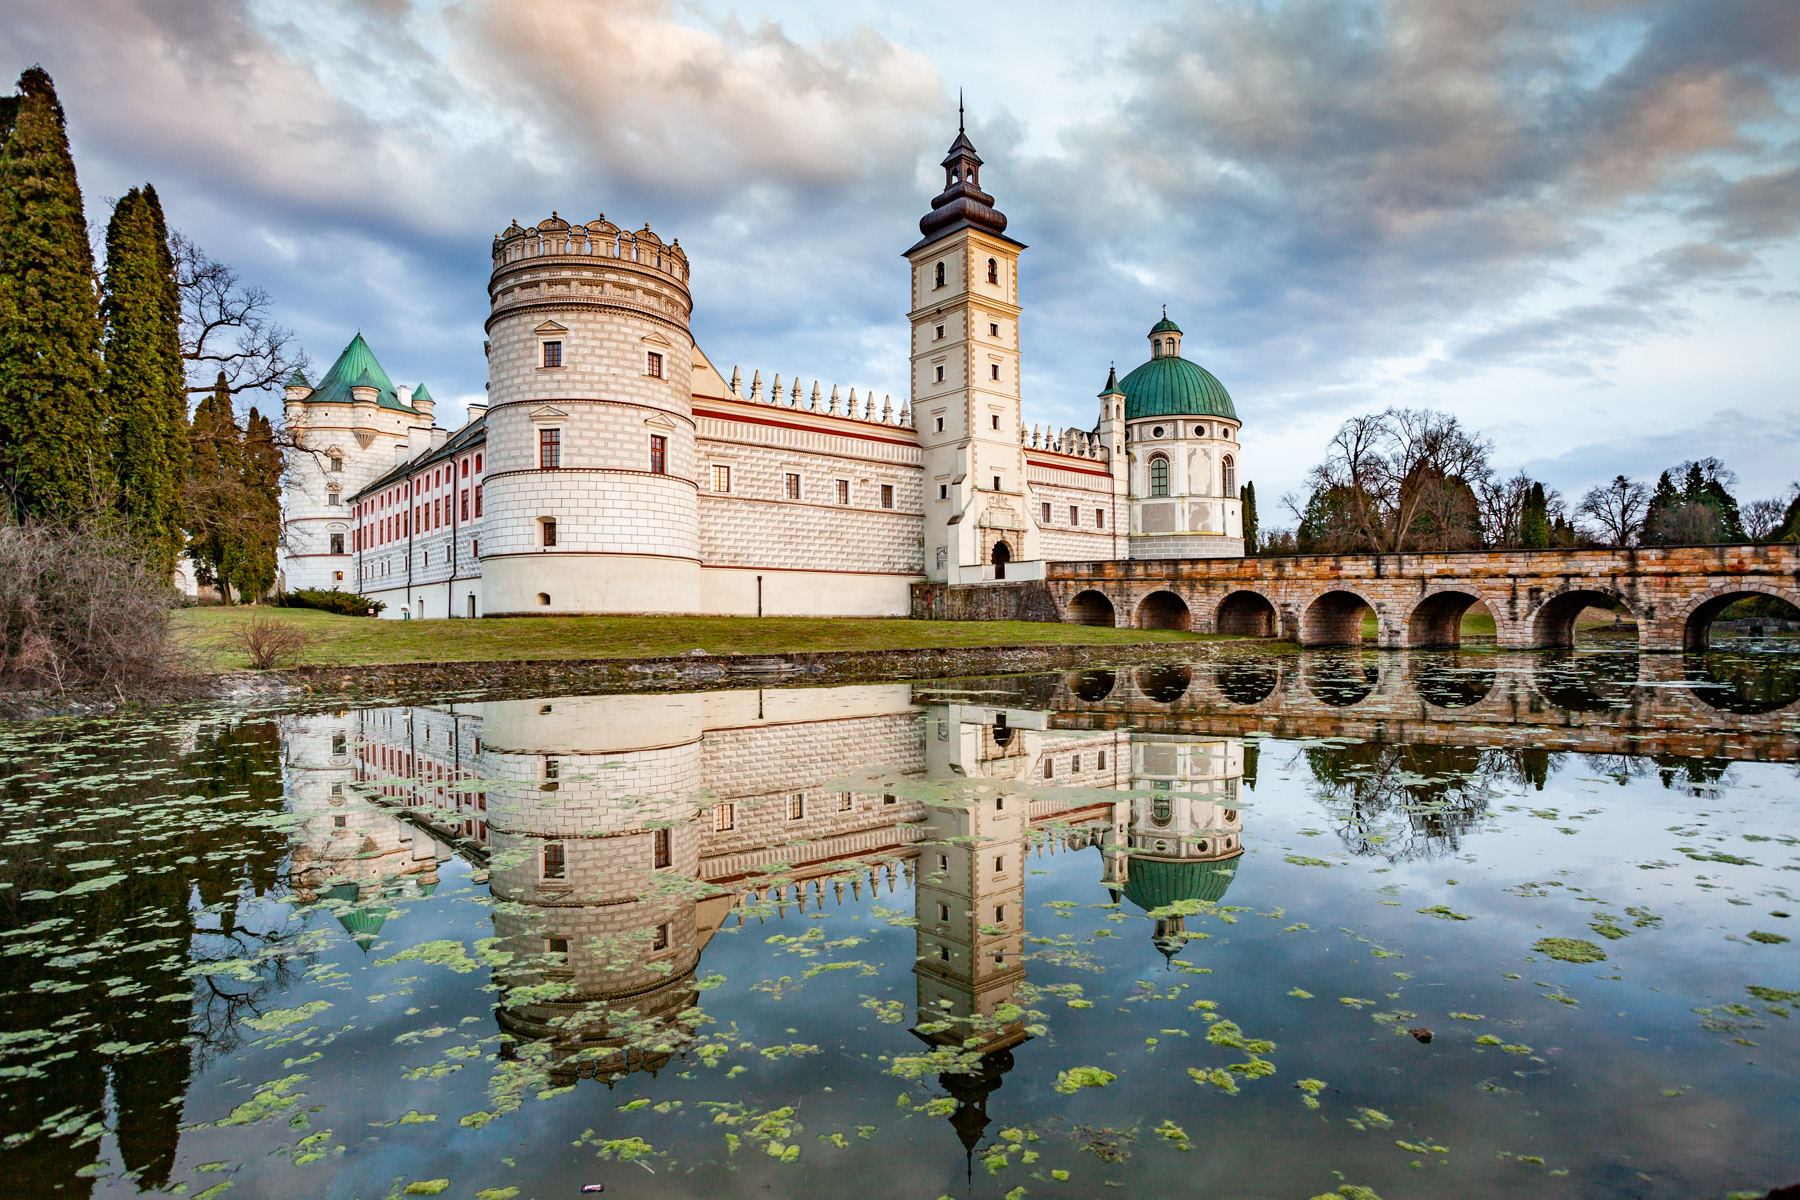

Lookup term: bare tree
[172,230,308,398]
[1576,475,1649,546]
[1743,497,1788,542]
[1306,408,1493,552]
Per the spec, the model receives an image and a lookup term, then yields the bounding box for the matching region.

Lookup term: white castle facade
[280,122,1247,618]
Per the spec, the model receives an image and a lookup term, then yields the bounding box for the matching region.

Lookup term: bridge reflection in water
[281,648,1795,1157]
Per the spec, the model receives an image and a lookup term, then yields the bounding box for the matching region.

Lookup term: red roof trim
[1025,452,1113,479]
[692,404,920,450]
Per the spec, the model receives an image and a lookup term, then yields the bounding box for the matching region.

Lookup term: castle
[279,120,1246,618]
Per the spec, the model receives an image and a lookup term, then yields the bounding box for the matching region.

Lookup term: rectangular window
[542,340,562,368]
[989,322,999,337]
[541,518,557,547]
[884,793,897,806]
[542,843,565,880]
[475,452,482,473]
[714,803,735,832]
[329,456,343,473]
[994,855,1005,874]
[785,473,801,500]
[472,539,479,557]
[712,464,731,492]
[652,922,670,951]
[1070,506,1079,525]
[935,365,945,383]
[991,414,1000,429]
[646,351,664,378]
[474,485,483,517]
[1098,750,1107,769]
[329,533,344,555]
[938,902,950,922]
[935,416,945,432]
[990,364,1000,380]
[461,458,470,477]
[993,475,1002,491]
[881,484,894,509]
[1044,758,1054,778]
[838,793,853,811]
[1041,502,1051,524]
[653,827,671,869]
[937,944,950,962]
[1097,508,1105,529]
[650,435,666,474]
[937,854,948,871]
[835,479,850,505]
[539,427,561,469]
[938,484,948,500]
[934,324,944,340]
[995,904,1005,922]
[787,792,805,821]
[547,937,568,955]
[461,490,469,521]
[334,814,346,828]
[327,491,341,506]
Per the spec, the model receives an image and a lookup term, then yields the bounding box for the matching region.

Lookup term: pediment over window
[641,331,672,347]
[644,413,679,430]
[530,405,569,421]
[534,320,568,334]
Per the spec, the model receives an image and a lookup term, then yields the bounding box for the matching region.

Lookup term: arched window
[1222,455,1236,497]
[1149,455,1170,497]
[1152,339,1162,357]
[986,257,998,284]
[934,262,946,288]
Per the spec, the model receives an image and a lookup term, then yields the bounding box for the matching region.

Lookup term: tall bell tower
[908,109,1034,582]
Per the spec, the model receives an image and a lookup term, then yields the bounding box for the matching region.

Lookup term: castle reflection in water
[278,651,1796,1154]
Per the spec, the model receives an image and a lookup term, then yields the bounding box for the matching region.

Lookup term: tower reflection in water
[335,682,1246,1142]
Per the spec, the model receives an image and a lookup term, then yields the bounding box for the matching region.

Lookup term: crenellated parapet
[723,366,913,429]
[492,212,689,282]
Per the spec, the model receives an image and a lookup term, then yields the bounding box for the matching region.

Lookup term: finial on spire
[959,89,965,133]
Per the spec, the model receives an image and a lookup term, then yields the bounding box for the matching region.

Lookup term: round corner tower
[481,213,700,614]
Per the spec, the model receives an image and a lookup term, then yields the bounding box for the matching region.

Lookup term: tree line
[0,66,302,602]
[1240,407,1799,555]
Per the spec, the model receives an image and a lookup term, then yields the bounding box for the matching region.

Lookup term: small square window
[884,793,897,806]
[542,843,566,879]
[836,479,850,505]
[547,937,568,955]
[785,473,801,500]
[712,464,731,492]
[329,456,343,473]
[333,814,346,828]
[542,340,562,368]
[880,484,894,509]
[787,792,805,821]
[646,351,664,378]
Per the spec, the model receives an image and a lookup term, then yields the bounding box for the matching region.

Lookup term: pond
[1,647,1796,1199]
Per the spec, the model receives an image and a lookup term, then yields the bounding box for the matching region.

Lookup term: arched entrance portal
[991,540,1012,580]
[1680,589,1800,652]
[1066,590,1116,627]
[1531,590,1635,649]
[1408,591,1482,649]
[1300,590,1375,647]
[1136,591,1191,631]
[1216,590,1278,637]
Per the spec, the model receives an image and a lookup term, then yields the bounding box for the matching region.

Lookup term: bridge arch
[1528,586,1639,649]
[1409,653,1496,708]
[1214,661,1281,705]
[1216,589,1279,637]
[1299,589,1380,647]
[1302,650,1381,706]
[1064,589,1118,627]
[1070,669,1117,703]
[1136,665,1193,703]
[1406,587,1490,649]
[1136,590,1192,631]
[1674,583,1800,652]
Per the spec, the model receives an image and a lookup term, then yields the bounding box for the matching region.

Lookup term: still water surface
[1,649,1796,1199]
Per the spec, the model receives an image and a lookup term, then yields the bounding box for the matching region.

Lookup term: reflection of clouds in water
[1296,742,1499,862]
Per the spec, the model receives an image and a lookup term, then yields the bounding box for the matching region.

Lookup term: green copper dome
[1121,855,1238,914]
[1150,315,1182,335]
[1118,354,1237,422]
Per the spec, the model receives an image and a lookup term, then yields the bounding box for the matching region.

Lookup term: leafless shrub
[0,520,179,693]
[238,616,311,670]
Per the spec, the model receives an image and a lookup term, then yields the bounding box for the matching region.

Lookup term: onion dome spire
[912,105,1011,250]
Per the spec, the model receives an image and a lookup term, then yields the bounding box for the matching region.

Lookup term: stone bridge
[915,651,1800,763]
[914,545,1800,652]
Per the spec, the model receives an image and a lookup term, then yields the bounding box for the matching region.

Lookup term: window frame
[539,427,561,469]
[880,483,895,510]
[541,340,563,369]
[712,463,732,493]
[540,518,557,548]
[646,350,664,378]
[542,843,566,880]
[1149,454,1170,497]
[785,472,801,500]
[649,434,667,475]
[835,479,850,505]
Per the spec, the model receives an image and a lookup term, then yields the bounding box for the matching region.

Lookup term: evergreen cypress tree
[0,67,109,519]
[102,185,187,570]
[1642,471,1679,544]
[238,407,283,602]
[1778,491,1800,543]
[1240,480,1258,555]
[186,372,244,602]
[1520,482,1550,548]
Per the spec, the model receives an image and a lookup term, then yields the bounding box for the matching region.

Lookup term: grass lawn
[174,606,1214,673]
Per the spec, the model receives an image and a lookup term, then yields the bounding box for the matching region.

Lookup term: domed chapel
[278,115,1247,619]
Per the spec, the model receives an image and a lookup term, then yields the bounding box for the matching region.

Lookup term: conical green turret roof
[302,334,419,412]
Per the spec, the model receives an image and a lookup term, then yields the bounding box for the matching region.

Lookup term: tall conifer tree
[238,406,282,601]
[102,185,186,568]
[186,372,243,602]
[1240,480,1258,555]
[0,67,109,518]
[1520,482,1550,548]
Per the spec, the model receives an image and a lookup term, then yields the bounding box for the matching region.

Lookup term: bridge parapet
[1040,545,1800,652]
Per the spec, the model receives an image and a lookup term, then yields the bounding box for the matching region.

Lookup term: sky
[6,0,1799,519]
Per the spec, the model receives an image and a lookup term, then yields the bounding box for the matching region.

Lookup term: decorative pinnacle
[959,89,964,133]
